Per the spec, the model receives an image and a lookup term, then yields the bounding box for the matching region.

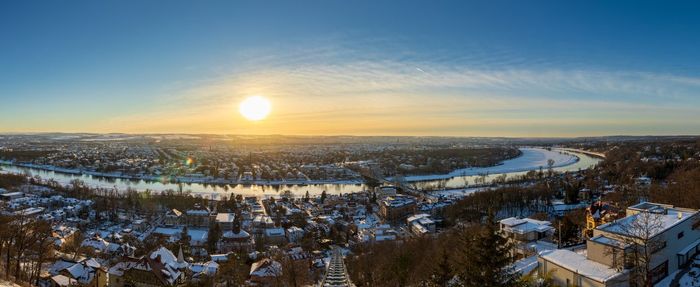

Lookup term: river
[0,148,601,198]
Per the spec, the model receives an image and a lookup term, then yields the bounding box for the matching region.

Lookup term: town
[3,1,700,286]
[1,135,700,286]
[0,134,520,184]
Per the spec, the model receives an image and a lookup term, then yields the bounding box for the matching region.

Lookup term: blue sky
[1,0,700,136]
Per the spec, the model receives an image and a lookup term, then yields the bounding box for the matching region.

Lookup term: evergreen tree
[458,218,519,287]
[207,222,222,252]
[179,226,191,249]
[320,190,327,203]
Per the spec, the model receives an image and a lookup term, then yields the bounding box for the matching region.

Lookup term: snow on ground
[153,227,208,245]
[429,187,487,198]
[679,268,700,286]
[403,148,579,181]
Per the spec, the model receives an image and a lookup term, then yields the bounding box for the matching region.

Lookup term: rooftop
[598,202,697,238]
[500,217,554,234]
[540,249,625,282]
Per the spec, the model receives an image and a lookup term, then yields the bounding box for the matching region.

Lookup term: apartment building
[538,202,700,287]
[379,196,416,221]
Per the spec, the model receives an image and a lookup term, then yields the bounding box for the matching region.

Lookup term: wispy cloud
[101,42,700,136]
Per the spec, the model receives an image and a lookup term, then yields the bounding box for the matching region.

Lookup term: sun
[239,96,271,121]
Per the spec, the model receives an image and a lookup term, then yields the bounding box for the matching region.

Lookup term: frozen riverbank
[402,148,579,182]
[0,147,599,197]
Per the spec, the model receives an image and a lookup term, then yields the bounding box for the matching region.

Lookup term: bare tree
[608,211,664,287]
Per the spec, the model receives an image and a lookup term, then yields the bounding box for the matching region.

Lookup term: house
[252,215,275,234]
[407,213,436,235]
[108,246,189,287]
[286,226,305,243]
[47,258,107,287]
[219,219,255,253]
[184,205,211,227]
[248,258,282,286]
[215,213,236,231]
[264,227,287,245]
[538,202,700,287]
[500,217,555,259]
[164,209,183,226]
[585,201,618,238]
[189,261,219,281]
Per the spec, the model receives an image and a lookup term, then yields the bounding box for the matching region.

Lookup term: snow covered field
[404,148,579,182]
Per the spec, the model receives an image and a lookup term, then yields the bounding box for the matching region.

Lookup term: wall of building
[538,257,609,287]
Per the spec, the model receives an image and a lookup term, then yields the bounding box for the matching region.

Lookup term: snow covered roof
[81,236,111,252]
[406,213,431,223]
[189,261,219,276]
[598,203,697,238]
[264,228,285,237]
[215,213,235,223]
[381,196,416,207]
[250,259,282,278]
[49,259,78,276]
[540,249,625,282]
[223,230,250,239]
[500,217,554,234]
[65,262,96,284]
[210,253,232,262]
[51,274,77,287]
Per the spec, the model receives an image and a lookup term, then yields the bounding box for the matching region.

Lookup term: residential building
[406,213,436,235]
[164,209,182,226]
[538,202,700,287]
[585,201,617,238]
[248,258,282,286]
[108,246,189,287]
[215,212,236,231]
[286,226,305,243]
[47,258,107,287]
[219,219,254,253]
[264,227,287,245]
[379,196,416,221]
[500,217,555,259]
[184,205,210,227]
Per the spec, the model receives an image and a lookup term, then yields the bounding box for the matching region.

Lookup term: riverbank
[0,147,600,196]
[0,160,364,186]
[399,148,580,182]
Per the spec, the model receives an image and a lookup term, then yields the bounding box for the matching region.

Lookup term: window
[652,241,667,254]
[651,260,668,284]
[678,231,685,239]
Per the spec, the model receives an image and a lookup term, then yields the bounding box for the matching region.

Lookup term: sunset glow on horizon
[2,1,700,137]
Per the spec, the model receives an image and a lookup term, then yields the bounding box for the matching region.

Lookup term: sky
[2,0,700,137]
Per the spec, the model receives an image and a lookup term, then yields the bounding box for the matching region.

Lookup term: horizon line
[1,131,699,140]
